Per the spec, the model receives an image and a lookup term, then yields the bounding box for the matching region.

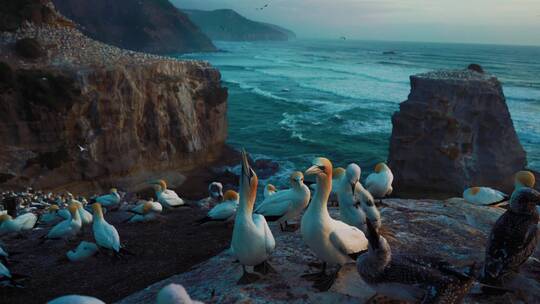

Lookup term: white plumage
[47,295,105,304]
[151,180,185,208]
[95,188,121,209]
[301,158,368,291]
[207,191,239,221]
[463,187,507,205]
[255,172,310,229]
[92,203,120,252]
[365,163,394,198]
[67,241,99,262]
[0,213,38,235]
[46,204,82,240]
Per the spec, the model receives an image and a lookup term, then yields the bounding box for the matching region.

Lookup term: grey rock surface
[388,69,527,197]
[117,198,540,304]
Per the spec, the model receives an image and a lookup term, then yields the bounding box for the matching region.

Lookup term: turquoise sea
[181,40,540,186]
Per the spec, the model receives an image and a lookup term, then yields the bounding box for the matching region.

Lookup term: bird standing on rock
[231,150,276,285]
[150,180,185,209]
[337,163,369,232]
[92,203,122,256]
[255,171,310,232]
[301,157,368,291]
[482,187,540,289]
[357,218,477,303]
[365,163,394,201]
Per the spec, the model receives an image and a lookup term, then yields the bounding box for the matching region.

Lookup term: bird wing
[130,203,145,214]
[0,261,11,278]
[252,214,276,255]
[14,213,37,229]
[47,219,70,238]
[255,192,293,217]
[95,222,120,252]
[161,190,184,207]
[330,221,368,255]
[97,194,118,206]
[208,202,237,220]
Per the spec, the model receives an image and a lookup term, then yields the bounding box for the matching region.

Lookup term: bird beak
[350,182,356,194]
[218,194,224,201]
[241,149,251,185]
[305,165,321,176]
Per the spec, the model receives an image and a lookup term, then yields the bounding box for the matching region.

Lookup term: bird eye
[318,165,325,170]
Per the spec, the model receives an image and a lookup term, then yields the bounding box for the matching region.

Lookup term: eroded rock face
[116,199,540,304]
[0,1,228,194]
[388,69,527,197]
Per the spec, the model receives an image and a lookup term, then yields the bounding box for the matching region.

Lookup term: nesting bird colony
[1,150,539,304]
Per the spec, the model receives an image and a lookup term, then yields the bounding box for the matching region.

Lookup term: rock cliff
[0,1,228,194]
[51,0,216,54]
[117,199,540,304]
[183,9,296,41]
[388,69,527,197]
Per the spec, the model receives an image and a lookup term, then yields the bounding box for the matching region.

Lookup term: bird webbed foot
[254,260,276,275]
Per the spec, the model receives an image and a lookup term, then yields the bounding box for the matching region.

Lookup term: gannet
[357,219,476,303]
[126,200,162,223]
[47,295,105,304]
[197,190,239,224]
[365,163,394,199]
[337,164,367,232]
[151,180,185,209]
[231,150,276,284]
[301,157,368,291]
[482,187,540,288]
[40,205,62,224]
[94,188,121,210]
[263,183,277,199]
[255,171,310,231]
[67,241,99,262]
[0,212,38,235]
[309,167,345,206]
[157,283,204,304]
[92,203,121,254]
[46,203,82,240]
[74,201,93,225]
[58,207,71,220]
[463,187,508,206]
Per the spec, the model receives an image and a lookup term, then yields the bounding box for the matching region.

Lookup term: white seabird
[365,162,394,199]
[197,182,224,209]
[150,180,185,209]
[337,163,369,232]
[46,203,82,240]
[255,171,311,231]
[126,200,162,223]
[301,157,368,291]
[0,213,38,236]
[40,205,62,224]
[231,150,276,284]
[92,203,121,254]
[463,187,507,206]
[94,188,121,210]
[197,190,239,224]
[67,241,99,262]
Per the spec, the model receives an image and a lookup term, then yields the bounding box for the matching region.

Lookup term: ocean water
[181,40,540,187]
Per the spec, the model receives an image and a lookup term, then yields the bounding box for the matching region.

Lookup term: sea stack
[388,67,527,196]
[0,1,228,194]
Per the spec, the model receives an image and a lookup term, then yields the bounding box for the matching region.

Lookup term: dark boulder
[14,38,45,59]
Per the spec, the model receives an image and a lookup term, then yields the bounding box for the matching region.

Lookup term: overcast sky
[173,0,540,46]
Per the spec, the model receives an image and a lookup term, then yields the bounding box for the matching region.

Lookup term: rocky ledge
[117,199,540,304]
[388,68,527,197]
[0,1,228,194]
